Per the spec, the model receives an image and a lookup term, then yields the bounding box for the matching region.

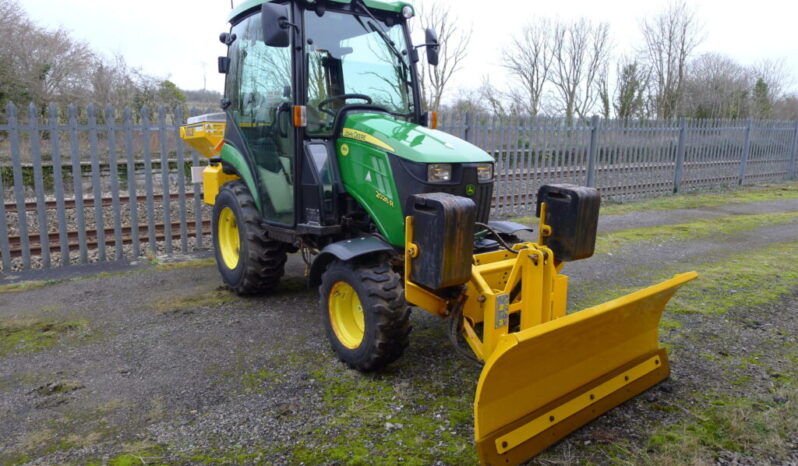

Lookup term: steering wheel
[317,94,373,117]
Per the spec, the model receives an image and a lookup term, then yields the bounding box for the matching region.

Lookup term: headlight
[427,163,451,183]
[402,5,414,19]
[477,163,494,181]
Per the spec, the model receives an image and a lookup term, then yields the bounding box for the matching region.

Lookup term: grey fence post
[0,105,12,271]
[29,102,50,268]
[88,104,106,262]
[738,118,753,185]
[586,115,600,187]
[9,102,32,269]
[789,120,798,180]
[463,112,472,143]
[68,104,89,264]
[48,104,70,266]
[673,117,687,193]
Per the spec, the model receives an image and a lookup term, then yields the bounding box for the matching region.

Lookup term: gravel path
[0,197,796,465]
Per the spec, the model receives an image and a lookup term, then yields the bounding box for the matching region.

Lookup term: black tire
[212,180,287,295]
[320,258,411,372]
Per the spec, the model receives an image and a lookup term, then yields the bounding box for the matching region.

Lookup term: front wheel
[212,180,287,295]
[320,258,411,372]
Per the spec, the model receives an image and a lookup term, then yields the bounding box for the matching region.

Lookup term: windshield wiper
[366,21,405,63]
[351,0,406,64]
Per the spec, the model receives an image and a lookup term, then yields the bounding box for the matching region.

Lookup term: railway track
[4,192,193,213]
[7,220,211,258]
[3,164,789,260]
[5,158,786,213]
[2,182,675,259]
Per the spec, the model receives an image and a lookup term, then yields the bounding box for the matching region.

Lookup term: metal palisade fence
[1,102,797,272]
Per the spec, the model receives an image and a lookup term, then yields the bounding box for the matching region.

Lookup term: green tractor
[181,1,696,463]
[193,0,499,370]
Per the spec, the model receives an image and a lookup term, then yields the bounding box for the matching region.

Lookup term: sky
[19,0,798,100]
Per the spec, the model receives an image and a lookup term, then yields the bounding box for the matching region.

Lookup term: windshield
[304,9,414,135]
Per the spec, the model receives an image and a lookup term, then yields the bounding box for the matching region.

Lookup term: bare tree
[21,27,95,106]
[751,58,792,101]
[0,0,35,107]
[448,87,489,115]
[475,76,509,115]
[549,19,611,123]
[413,1,472,112]
[0,0,194,115]
[502,19,554,116]
[773,94,798,120]
[639,1,704,118]
[748,58,793,118]
[91,54,141,109]
[681,52,750,119]
[0,0,95,109]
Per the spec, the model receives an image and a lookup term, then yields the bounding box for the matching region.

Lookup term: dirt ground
[1,184,797,465]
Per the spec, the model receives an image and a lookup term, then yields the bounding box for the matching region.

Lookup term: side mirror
[219,32,236,45]
[261,3,291,47]
[425,28,440,66]
[218,56,230,74]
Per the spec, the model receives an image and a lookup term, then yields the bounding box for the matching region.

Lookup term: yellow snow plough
[402,188,697,464]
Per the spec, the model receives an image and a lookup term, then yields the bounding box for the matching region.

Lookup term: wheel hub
[218,207,240,269]
[328,281,365,349]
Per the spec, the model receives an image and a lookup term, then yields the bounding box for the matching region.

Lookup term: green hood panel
[342,113,494,164]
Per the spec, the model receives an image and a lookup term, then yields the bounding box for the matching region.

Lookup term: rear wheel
[320,259,411,371]
[212,180,287,295]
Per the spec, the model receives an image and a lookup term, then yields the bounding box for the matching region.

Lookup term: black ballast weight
[407,193,475,290]
[536,184,601,261]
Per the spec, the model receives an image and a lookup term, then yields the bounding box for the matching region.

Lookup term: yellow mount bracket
[403,213,698,465]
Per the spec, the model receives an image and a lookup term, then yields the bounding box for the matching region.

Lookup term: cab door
[224,11,295,226]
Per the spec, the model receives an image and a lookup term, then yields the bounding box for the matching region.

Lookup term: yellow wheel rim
[328,281,365,349]
[218,207,240,270]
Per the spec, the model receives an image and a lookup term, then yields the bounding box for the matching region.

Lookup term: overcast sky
[19,0,798,99]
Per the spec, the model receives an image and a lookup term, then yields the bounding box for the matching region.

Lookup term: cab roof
[228,0,413,24]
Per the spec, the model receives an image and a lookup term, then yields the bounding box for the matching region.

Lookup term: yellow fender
[474,271,697,465]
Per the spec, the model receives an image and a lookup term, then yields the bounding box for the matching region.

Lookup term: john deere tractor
[181,1,697,463]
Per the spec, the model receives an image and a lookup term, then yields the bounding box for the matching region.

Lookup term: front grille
[475,183,494,222]
[388,156,495,223]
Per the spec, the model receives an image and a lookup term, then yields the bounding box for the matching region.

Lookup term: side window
[225,13,295,226]
[229,15,292,128]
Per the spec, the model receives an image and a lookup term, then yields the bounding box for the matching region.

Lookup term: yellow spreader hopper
[179,113,226,159]
[403,186,697,465]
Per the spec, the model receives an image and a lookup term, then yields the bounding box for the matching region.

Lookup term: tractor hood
[341,112,494,164]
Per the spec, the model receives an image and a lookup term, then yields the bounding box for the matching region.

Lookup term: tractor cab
[215,0,495,248]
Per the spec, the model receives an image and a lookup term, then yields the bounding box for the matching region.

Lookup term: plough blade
[474,272,698,465]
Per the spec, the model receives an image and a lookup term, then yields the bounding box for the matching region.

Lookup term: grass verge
[291,359,478,465]
[645,383,797,464]
[595,211,798,254]
[573,241,798,316]
[0,280,60,294]
[601,181,798,216]
[0,257,215,295]
[0,319,88,356]
[150,287,235,313]
[508,181,797,225]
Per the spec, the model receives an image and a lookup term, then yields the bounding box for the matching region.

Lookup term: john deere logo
[465,184,476,196]
[341,143,350,156]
